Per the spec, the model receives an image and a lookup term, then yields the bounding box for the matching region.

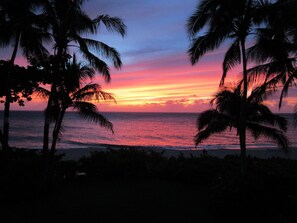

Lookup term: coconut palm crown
[195,86,289,151]
[43,0,126,82]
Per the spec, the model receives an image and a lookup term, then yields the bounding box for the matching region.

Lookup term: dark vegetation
[1,147,297,223]
[0,60,43,106]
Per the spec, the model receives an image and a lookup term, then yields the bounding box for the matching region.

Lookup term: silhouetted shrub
[78,148,167,180]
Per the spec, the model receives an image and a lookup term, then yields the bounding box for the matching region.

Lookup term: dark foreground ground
[1,148,297,223]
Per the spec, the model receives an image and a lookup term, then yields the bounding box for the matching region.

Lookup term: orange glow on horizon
[2,54,294,113]
[93,57,223,111]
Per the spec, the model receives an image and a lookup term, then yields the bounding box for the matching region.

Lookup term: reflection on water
[0,111,296,150]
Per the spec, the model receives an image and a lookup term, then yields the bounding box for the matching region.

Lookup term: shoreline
[49,145,297,161]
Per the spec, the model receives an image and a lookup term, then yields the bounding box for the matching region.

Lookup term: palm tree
[0,0,49,149]
[36,55,115,186]
[195,86,289,156]
[49,55,115,151]
[187,0,273,174]
[246,0,297,111]
[42,0,126,153]
[50,83,114,151]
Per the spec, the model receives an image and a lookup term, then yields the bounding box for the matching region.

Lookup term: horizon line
[5,110,294,114]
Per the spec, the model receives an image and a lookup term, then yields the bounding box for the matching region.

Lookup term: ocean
[0,111,296,151]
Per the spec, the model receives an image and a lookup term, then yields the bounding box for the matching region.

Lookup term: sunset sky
[1,0,296,113]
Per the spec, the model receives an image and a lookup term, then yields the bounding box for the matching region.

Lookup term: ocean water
[0,111,296,151]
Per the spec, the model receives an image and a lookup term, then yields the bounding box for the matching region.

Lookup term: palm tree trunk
[3,91,11,150]
[51,107,66,152]
[239,38,248,176]
[43,48,64,191]
[43,87,54,154]
[42,84,54,191]
[43,47,63,153]
[43,106,65,190]
[2,32,21,150]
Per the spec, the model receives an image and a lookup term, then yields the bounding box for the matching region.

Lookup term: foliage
[78,148,163,180]
[2,146,297,188]
[187,0,272,85]
[0,60,43,106]
[41,0,127,152]
[35,55,115,150]
[0,0,50,149]
[43,0,126,83]
[1,147,297,222]
[0,0,50,61]
[195,86,289,150]
[246,0,297,109]
[186,0,278,175]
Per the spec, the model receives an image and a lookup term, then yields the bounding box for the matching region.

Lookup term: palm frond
[194,120,229,146]
[82,38,122,69]
[93,14,126,37]
[188,31,228,65]
[247,62,273,82]
[78,65,95,80]
[187,0,218,37]
[248,85,274,103]
[72,83,98,98]
[247,122,289,152]
[197,109,231,130]
[248,58,296,82]
[34,86,50,99]
[77,39,111,82]
[73,101,114,133]
[247,28,291,64]
[71,83,114,102]
[279,69,297,108]
[248,70,283,99]
[250,112,288,132]
[93,90,116,102]
[221,39,241,86]
[74,86,116,104]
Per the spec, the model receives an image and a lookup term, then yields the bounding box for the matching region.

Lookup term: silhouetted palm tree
[51,83,114,151]
[42,0,126,152]
[0,0,49,149]
[49,55,115,151]
[246,0,297,112]
[36,55,115,186]
[195,86,289,154]
[187,0,273,174]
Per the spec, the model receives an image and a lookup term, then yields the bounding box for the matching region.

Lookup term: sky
[1,0,297,113]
